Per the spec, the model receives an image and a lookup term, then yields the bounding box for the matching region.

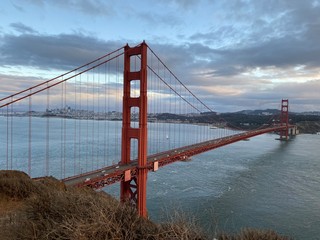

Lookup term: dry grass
[0,170,292,240]
[0,170,39,200]
[0,170,205,240]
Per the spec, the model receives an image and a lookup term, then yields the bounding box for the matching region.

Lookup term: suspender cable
[148,46,214,114]
[78,74,82,174]
[28,91,32,176]
[0,47,125,104]
[91,67,95,171]
[46,85,50,176]
[6,105,9,170]
[73,73,77,175]
[60,82,64,179]
[86,73,89,171]
[97,64,101,169]
[63,81,67,178]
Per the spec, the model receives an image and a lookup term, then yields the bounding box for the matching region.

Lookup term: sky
[0,0,320,112]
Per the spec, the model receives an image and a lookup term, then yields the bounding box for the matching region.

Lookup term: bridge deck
[63,125,288,189]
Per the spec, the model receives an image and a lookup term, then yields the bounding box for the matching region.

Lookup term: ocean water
[144,134,320,239]
[1,117,319,239]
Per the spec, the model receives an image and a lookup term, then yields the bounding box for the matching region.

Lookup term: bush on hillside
[0,170,40,200]
[1,171,205,239]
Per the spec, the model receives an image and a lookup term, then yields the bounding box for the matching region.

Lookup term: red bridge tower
[120,42,148,217]
[279,99,289,140]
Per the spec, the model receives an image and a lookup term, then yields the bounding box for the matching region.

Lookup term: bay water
[145,134,320,239]
[1,117,319,239]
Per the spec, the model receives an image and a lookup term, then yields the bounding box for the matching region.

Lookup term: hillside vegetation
[296,121,320,134]
[157,112,320,133]
[0,170,292,240]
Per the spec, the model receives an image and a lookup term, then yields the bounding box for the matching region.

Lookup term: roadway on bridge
[63,125,287,189]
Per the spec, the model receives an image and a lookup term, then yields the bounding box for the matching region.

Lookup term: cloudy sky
[1,0,320,112]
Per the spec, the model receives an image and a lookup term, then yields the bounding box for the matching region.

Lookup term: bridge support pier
[120,42,148,217]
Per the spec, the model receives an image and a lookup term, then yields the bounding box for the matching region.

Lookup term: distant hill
[235,109,280,115]
[150,109,320,133]
[300,111,320,116]
[235,109,320,116]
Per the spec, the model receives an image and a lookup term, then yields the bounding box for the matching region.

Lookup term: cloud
[0,73,124,112]
[1,32,319,113]
[11,2,25,12]
[150,0,200,10]
[137,11,183,29]
[133,36,320,112]
[12,0,113,16]
[187,29,320,78]
[0,73,45,99]
[195,78,320,112]
[10,22,37,34]
[185,0,320,75]
[172,0,199,9]
[0,32,124,70]
[52,0,113,16]
[6,0,317,79]
[2,0,320,113]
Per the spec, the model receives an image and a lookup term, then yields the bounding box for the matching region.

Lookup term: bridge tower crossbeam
[120,42,148,217]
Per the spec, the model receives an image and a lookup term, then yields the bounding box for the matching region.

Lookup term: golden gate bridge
[0,41,296,217]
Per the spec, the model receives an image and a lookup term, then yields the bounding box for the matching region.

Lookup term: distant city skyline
[1,0,320,112]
